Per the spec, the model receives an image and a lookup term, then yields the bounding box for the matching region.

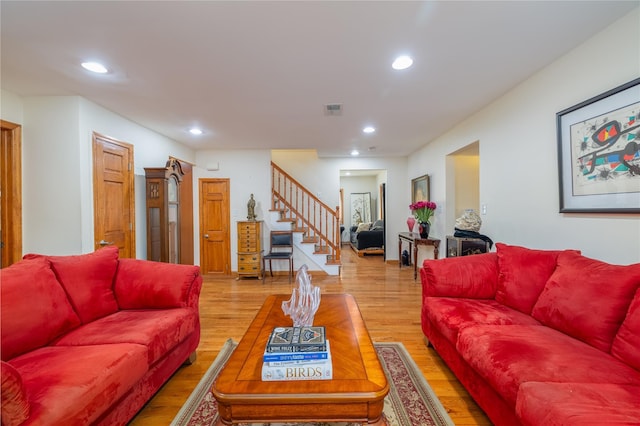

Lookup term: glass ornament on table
[282,264,321,327]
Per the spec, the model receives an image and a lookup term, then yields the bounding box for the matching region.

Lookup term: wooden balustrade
[271,162,341,265]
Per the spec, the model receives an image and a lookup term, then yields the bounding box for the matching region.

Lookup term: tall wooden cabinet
[237,221,262,279]
[145,159,184,263]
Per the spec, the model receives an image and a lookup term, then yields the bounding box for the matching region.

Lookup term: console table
[398,232,440,280]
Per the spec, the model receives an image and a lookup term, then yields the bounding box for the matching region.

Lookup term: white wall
[409,8,640,265]
[5,94,196,256]
[194,149,272,269]
[341,175,379,227]
[22,97,83,254]
[1,90,24,124]
[78,98,195,256]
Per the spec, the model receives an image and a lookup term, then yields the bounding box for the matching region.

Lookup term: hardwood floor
[129,247,492,425]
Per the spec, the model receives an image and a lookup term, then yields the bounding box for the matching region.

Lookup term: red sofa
[421,243,640,426]
[1,246,203,426]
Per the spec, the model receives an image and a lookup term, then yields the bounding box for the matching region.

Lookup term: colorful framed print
[557,78,640,213]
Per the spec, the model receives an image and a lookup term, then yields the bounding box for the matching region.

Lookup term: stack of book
[261,326,332,381]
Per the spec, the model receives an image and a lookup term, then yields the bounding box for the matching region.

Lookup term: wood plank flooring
[129,247,492,425]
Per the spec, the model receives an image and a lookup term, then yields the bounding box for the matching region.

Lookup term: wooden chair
[262,231,294,283]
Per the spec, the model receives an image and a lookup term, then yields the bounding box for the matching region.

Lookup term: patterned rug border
[171,339,453,426]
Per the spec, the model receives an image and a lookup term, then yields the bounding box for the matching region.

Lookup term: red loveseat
[1,246,203,426]
[421,243,640,426]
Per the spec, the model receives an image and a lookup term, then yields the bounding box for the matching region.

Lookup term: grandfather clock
[145,158,184,263]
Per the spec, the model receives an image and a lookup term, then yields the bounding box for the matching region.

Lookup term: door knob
[98,240,113,246]
[204,234,209,239]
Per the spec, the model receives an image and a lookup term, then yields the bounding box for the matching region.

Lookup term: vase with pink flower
[409,200,436,238]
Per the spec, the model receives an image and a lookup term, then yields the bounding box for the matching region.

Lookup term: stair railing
[271,162,341,265]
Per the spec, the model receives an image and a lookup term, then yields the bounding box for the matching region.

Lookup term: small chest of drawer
[237,221,262,279]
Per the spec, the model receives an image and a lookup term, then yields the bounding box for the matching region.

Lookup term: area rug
[171,340,454,426]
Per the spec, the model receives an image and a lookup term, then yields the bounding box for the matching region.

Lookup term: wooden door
[0,120,22,267]
[199,178,230,275]
[92,132,135,258]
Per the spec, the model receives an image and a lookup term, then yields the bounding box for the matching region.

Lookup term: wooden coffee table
[212,293,389,425]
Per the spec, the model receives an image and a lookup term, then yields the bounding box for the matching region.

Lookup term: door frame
[92,132,136,256]
[0,120,22,267]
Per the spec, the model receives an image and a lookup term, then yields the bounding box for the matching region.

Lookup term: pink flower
[409,201,437,224]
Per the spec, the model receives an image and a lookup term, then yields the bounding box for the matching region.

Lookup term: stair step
[277,218,296,223]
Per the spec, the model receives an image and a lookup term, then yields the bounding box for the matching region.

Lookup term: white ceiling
[1,1,637,158]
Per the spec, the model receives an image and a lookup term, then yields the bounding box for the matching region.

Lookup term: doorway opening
[445,141,480,233]
[339,169,387,259]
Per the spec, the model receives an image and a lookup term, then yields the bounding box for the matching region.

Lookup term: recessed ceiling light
[189,128,203,135]
[81,61,108,74]
[392,55,413,70]
[350,150,360,156]
[363,126,376,134]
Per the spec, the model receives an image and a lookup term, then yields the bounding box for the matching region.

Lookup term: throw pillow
[1,361,30,426]
[1,258,81,360]
[422,252,499,298]
[494,243,580,314]
[531,251,640,352]
[115,258,201,309]
[611,288,640,370]
[23,246,120,323]
[355,222,371,233]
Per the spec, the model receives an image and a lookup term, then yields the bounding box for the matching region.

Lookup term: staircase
[269,162,341,276]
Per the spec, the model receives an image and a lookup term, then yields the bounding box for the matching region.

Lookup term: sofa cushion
[531,252,640,352]
[457,324,640,407]
[1,361,30,426]
[495,243,579,314]
[516,382,640,426]
[370,220,384,231]
[355,222,371,233]
[10,344,147,425]
[0,258,81,361]
[115,259,201,309]
[23,246,120,323]
[424,298,541,346]
[422,252,498,298]
[611,288,640,370]
[55,309,197,365]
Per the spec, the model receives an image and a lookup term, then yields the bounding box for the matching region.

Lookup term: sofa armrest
[1,361,30,426]
[114,259,202,310]
[420,252,498,299]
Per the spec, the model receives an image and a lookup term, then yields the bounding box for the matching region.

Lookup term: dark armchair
[350,220,384,255]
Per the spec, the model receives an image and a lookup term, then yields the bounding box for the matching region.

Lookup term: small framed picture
[411,174,430,203]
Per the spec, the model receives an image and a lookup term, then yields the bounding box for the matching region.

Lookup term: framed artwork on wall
[350,192,371,226]
[411,174,430,203]
[557,77,640,213]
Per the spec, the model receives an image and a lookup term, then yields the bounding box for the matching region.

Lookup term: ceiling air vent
[324,103,343,116]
